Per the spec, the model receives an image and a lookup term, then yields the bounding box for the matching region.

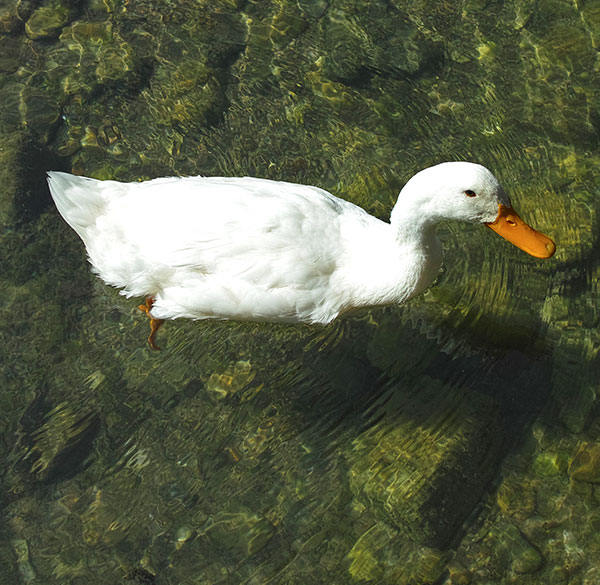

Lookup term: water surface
[1,1,599,583]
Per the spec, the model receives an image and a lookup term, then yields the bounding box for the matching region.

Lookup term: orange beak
[485,204,556,259]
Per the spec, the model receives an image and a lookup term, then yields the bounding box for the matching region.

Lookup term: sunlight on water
[1,1,599,584]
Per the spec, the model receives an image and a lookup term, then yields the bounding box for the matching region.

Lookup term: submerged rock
[0,133,62,227]
[447,559,472,584]
[17,400,100,483]
[55,21,139,97]
[25,1,72,40]
[532,451,564,478]
[0,0,22,33]
[348,378,502,547]
[11,539,36,583]
[322,3,442,82]
[139,58,225,129]
[500,523,544,575]
[582,4,600,48]
[20,87,62,143]
[200,507,276,561]
[205,360,256,399]
[569,442,600,483]
[0,83,61,144]
[497,473,536,520]
[297,0,328,19]
[0,36,25,72]
[512,544,544,574]
[344,521,448,584]
[270,5,307,47]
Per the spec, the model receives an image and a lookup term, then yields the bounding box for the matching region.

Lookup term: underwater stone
[139,57,225,130]
[497,474,536,520]
[25,2,71,40]
[392,546,447,584]
[270,6,307,47]
[513,0,536,29]
[201,507,275,561]
[0,539,19,583]
[60,20,112,43]
[197,0,244,8]
[345,522,448,584]
[550,326,599,436]
[583,566,600,585]
[532,452,563,477]
[0,83,23,130]
[97,123,120,147]
[348,380,502,547]
[55,21,138,97]
[536,23,594,73]
[0,133,61,227]
[297,0,328,19]
[346,538,384,582]
[512,545,544,574]
[527,0,578,28]
[0,0,21,33]
[81,126,100,148]
[322,5,441,82]
[18,402,100,483]
[447,559,471,584]
[175,525,194,548]
[19,86,61,143]
[95,43,136,81]
[322,11,364,81]
[11,539,36,583]
[205,360,256,399]
[0,35,24,72]
[0,83,60,143]
[0,132,25,227]
[0,0,36,31]
[16,0,36,21]
[55,134,81,157]
[496,523,543,575]
[569,442,600,483]
[582,4,600,48]
[549,566,569,585]
[558,383,595,434]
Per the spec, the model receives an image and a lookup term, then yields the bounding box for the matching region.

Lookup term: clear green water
[1,1,599,583]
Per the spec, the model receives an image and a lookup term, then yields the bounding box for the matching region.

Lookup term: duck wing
[51,175,367,322]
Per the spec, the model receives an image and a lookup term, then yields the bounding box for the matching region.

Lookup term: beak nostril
[506,217,516,226]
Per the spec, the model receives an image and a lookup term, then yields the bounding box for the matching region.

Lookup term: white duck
[47,162,555,349]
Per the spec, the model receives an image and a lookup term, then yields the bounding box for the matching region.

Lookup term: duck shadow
[277,311,552,549]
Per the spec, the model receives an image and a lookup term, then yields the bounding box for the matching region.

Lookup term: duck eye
[464,190,477,197]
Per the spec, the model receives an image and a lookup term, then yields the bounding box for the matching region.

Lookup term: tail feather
[47,171,109,238]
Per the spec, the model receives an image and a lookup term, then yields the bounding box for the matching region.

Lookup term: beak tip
[525,236,556,259]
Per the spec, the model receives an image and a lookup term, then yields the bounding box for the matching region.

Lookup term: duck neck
[390,200,441,251]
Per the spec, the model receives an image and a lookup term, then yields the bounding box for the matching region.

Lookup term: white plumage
[47,162,555,346]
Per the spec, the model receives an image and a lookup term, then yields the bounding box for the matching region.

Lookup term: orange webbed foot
[138,297,164,351]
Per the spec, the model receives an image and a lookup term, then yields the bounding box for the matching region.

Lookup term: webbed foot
[138,297,164,350]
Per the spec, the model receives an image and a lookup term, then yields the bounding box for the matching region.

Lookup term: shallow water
[1,1,600,583]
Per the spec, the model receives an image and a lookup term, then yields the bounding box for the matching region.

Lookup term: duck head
[392,161,556,259]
